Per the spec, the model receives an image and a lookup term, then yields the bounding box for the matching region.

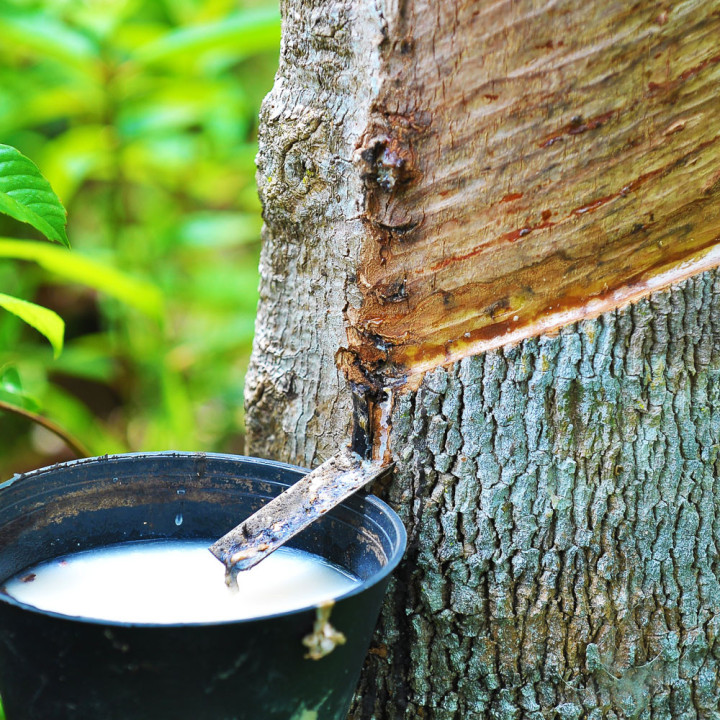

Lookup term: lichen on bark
[354,269,720,719]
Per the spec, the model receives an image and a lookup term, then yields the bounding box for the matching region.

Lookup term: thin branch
[0,399,91,459]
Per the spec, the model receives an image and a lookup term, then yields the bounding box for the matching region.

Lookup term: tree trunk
[246,0,720,717]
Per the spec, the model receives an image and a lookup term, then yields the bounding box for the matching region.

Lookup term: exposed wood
[348,0,720,379]
[248,0,720,468]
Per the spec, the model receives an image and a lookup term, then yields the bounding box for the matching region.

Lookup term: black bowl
[0,452,406,720]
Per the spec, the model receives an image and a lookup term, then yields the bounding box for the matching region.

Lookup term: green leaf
[0,365,23,397]
[0,145,69,248]
[0,240,164,320]
[134,7,281,68]
[0,293,64,358]
[0,365,40,412]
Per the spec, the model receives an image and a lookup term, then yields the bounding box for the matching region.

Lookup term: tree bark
[245,0,385,463]
[246,0,720,717]
[354,270,720,718]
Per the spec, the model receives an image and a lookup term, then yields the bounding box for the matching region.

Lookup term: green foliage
[0,10,101,76]
[0,143,70,357]
[0,365,39,412]
[0,144,69,248]
[0,140,165,447]
[0,0,280,475]
[0,240,163,319]
[0,292,64,357]
[135,6,280,67]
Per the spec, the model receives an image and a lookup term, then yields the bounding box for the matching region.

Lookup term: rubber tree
[245,0,720,717]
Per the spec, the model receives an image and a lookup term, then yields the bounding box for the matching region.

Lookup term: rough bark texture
[245,0,385,463]
[246,0,720,717]
[353,269,720,719]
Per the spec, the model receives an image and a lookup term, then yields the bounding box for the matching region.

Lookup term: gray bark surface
[354,270,720,719]
[245,0,383,464]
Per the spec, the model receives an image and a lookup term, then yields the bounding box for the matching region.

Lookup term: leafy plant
[0,0,280,475]
[0,144,69,355]
[0,142,162,457]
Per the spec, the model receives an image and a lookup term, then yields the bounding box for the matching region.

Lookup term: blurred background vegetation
[0,0,280,478]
